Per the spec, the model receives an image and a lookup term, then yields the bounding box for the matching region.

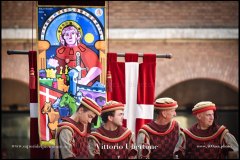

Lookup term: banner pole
[28,50,51,158]
[7,50,172,59]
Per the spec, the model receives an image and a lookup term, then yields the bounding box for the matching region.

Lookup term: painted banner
[37,4,106,146]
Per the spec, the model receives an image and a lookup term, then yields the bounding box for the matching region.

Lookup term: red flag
[107,53,156,134]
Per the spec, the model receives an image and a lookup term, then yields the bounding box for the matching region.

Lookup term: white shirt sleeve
[173,130,186,158]
[222,132,239,159]
[59,128,75,159]
[223,132,239,152]
[88,136,100,159]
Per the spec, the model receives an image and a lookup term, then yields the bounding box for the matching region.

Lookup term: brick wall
[1,1,238,102]
[108,1,238,28]
[2,1,37,28]
[1,1,238,28]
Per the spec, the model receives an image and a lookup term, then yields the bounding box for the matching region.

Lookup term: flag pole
[7,50,29,55]
[7,50,173,59]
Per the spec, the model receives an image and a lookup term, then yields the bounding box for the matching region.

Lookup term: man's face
[63,29,78,46]
[80,109,96,125]
[197,110,214,128]
[111,110,124,127]
[162,108,176,122]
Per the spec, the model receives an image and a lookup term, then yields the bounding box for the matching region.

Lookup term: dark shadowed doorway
[158,78,239,141]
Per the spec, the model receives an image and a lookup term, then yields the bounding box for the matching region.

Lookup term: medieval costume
[174,101,239,159]
[54,117,90,159]
[88,100,138,159]
[137,120,182,159]
[54,97,101,159]
[137,97,183,159]
[88,126,137,159]
[179,123,238,159]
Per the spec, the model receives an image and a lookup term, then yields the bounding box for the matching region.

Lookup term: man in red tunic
[88,100,138,159]
[55,25,102,85]
[174,101,239,159]
[54,97,101,159]
[137,97,183,159]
